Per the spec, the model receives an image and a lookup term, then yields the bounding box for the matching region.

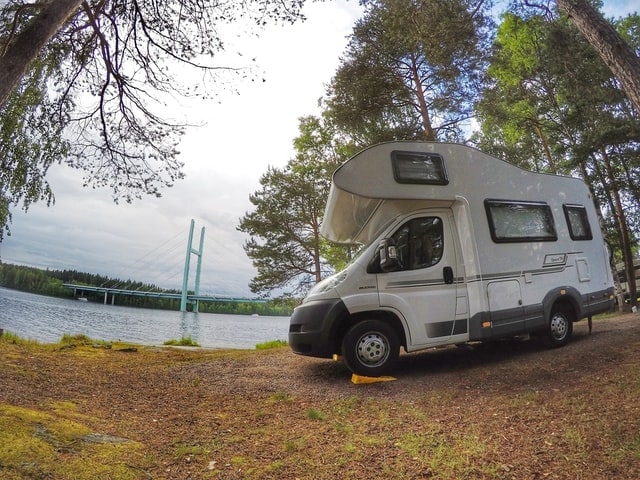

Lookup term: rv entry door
[377,210,467,348]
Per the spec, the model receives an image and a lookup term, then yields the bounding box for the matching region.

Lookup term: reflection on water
[0,287,290,349]
[180,311,201,341]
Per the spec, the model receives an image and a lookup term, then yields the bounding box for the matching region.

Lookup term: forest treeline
[0,261,294,316]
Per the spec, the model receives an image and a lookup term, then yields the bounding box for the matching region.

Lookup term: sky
[0,0,362,297]
[0,0,637,298]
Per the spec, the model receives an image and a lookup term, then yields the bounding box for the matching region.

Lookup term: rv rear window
[563,204,593,240]
[391,151,449,185]
[485,200,557,243]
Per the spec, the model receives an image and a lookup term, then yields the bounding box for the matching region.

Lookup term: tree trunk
[312,216,323,284]
[556,0,640,114]
[0,0,83,109]
[409,54,436,141]
[591,156,625,301]
[532,122,556,173]
[621,153,640,210]
[601,147,637,308]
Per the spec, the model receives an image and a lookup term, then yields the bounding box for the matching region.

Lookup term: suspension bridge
[63,219,261,312]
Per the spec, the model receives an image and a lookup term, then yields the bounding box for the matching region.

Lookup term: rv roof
[332,142,502,199]
[320,141,585,245]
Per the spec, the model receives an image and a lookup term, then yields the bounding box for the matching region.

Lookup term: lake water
[0,287,290,349]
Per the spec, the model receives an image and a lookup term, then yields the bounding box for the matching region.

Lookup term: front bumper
[288,298,348,359]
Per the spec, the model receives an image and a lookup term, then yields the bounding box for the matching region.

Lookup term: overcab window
[485,200,557,243]
[563,204,593,240]
[391,151,449,185]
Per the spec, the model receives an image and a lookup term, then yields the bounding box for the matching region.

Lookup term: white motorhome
[288,142,615,376]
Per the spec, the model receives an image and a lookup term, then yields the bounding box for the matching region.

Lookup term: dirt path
[2,313,640,479]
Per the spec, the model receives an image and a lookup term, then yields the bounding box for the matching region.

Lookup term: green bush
[163,336,200,347]
[255,339,288,350]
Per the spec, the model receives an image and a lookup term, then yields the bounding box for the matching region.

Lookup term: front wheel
[545,308,573,347]
[341,320,400,376]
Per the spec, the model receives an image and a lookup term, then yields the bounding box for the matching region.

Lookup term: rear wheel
[545,308,573,347]
[341,320,399,376]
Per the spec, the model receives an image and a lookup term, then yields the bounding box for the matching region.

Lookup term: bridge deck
[63,283,264,303]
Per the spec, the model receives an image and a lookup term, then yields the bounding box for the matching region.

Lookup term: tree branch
[0,0,84,109]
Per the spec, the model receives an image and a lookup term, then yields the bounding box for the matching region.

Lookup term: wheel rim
[355,332,390,367]
[550,312,568,341]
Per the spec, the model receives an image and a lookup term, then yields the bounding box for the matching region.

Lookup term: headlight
[308,271,348,296]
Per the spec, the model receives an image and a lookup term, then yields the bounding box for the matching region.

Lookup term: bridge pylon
[180,219,205,312]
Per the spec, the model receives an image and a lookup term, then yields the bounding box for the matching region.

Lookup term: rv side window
[391,217,444,270]
[485,200,557,243]
[563,204,593,240]
[391,151,449,185]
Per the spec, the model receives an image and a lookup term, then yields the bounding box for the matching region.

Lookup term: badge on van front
[543,253,567,266]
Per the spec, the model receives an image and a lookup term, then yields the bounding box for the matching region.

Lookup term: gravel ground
[2,312,639,479]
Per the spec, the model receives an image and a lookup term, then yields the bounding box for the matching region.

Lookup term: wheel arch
[542,287,583,324]
[330,308,408,355]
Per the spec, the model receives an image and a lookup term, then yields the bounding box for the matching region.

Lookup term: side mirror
[379,238,400,273]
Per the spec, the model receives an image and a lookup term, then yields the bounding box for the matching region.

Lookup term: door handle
[443,266,454,284]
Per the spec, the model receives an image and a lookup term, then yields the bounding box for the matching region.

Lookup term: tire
[341,320,400,376]
[545,308,573,348]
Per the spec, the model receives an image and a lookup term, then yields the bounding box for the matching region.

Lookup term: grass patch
[57,333,113,349]
[562,427,590,463]
[306,408,326,421]
[284,437,306,452]
[59,333,95,345]
[163,336,200,347]
[267,459,284,472]
[605,423,640,463]
[268,391,294,404]
[255,339,288,350]
[398,429,496,478]
[0,404,143,480]
[173,442,209,460]
[0,330,39,346]
[1,332,123,352]
[334,395,362,417]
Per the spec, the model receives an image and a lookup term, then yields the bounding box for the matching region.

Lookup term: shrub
[163,336,200,347]
[255,339,288,350]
